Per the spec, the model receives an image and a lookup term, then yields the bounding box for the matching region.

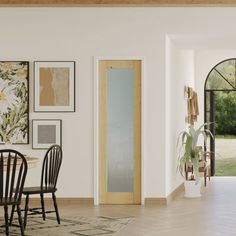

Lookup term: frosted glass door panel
[107,68,134,192]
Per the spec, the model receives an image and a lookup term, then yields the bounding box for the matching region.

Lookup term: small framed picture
[34,61,75,112]
[32,119,62,149]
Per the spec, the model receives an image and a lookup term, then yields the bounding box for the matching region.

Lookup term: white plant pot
[184,180,202,198]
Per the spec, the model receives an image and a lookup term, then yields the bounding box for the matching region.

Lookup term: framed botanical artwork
[32,119,62,149]
[0,61,29,144]
[34,61,75,112]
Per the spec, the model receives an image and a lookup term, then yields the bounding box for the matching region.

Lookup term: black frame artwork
[34,61,75,112]
[0,61,29,144]
[32,119,62,149]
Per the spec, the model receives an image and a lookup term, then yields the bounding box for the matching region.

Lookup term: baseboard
[24,197,94,206]
[166,183,184,205]
[145,183,184,206]
[145,197,167,205]
[21,183,184,207]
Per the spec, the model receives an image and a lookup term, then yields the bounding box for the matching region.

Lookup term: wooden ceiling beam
[1,0,236,6]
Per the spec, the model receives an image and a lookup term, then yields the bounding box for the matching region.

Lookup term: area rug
[0,215,134,236]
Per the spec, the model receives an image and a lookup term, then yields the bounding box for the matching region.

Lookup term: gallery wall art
[32,119,62,149]
[34,61,75,112]
[0,61,29,144]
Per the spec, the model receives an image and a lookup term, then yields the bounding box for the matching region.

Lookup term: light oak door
[99,60,141,204]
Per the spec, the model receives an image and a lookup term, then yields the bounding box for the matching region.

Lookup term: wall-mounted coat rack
[185,86,199,125]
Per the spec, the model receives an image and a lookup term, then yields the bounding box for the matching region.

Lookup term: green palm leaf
[177,123,214,181]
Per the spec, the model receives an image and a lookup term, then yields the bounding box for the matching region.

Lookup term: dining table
[1,154,39,170]
[23,156,39,169]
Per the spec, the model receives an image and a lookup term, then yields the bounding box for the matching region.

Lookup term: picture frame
[0,61,29,144]
[34,61,75,112]
[32,119,62,149]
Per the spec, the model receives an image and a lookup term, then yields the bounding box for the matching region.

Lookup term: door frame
[94,56,145,205]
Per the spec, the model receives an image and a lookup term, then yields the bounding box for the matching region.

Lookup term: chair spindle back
[41,145,62,189]
[0,149,28,203]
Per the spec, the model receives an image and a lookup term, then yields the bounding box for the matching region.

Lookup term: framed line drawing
[32,119,62,149]
[0,61,29,144]
[34,61,75,112]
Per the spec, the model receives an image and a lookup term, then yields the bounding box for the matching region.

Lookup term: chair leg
[52,192,60,224]
[24,194,29,228]
[40,193,46,221]
[9,204,15,225]
[17,205,25,236]
[4,205,9,236]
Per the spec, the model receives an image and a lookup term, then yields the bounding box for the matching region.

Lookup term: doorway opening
[205,58,236,176]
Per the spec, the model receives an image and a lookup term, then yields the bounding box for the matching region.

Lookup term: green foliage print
[0,62,28,143]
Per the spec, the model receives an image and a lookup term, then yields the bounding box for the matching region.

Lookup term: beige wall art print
[34,61,75,112]
[39,67,70,106]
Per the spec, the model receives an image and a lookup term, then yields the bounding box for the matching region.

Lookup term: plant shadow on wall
[0,62,29,144]
[177,124,213,198]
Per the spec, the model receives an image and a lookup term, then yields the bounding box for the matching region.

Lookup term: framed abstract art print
[34,61,75,112]
[32,119,62,149]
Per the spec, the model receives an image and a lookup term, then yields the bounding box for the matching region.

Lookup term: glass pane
[107,68,134,192]
[215,91,236,135]
[205,135,211,150]
[215,60,236,88]
[205,112,210,124]
[205,91,211,112]
[206,69,233,90]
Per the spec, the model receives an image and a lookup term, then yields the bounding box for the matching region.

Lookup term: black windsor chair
[11,144,62,228]
[0,149,28,236]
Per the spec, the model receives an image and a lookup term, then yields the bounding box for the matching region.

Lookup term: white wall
[0,7,167,198]
[166,37,195,196]
[1,7,236,198]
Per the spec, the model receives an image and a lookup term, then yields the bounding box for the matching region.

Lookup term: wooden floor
[57,177,236,236]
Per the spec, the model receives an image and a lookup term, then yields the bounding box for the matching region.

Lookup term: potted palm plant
[177,124,213,198]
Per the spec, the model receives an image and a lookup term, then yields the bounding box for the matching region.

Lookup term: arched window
[204,58,236,176]
[205,58,236,91]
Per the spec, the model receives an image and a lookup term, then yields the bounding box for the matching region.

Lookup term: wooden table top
[2,156,39,169]
[24,156,40,169]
